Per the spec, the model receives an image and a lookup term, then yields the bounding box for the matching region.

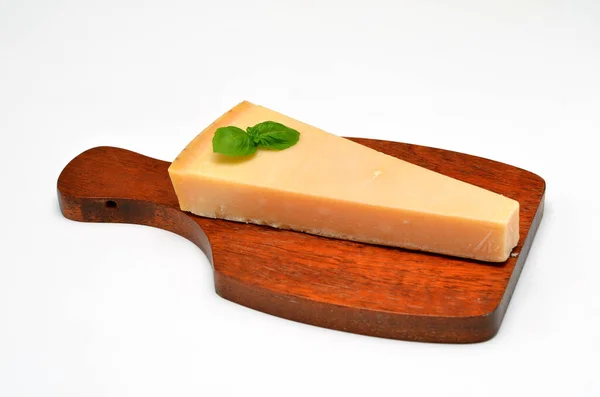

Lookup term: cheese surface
[169,101,519,262]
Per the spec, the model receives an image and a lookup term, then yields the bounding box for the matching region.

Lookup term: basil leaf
[248,121,300,150]
[212,126,257,156]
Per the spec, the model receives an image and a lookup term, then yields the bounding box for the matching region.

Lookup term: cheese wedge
[169,101,519,262]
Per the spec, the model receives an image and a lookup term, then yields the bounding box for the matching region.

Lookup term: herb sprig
[212,121,300,156]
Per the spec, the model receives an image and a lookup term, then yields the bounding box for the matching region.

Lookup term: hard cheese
[169,101,519,262]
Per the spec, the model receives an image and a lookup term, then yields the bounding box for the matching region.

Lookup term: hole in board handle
[105,200,118,209]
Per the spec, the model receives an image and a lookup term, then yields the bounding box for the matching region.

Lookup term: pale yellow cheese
[169,101,519,262]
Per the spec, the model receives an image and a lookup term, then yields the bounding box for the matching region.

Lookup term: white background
[1,1,599,396]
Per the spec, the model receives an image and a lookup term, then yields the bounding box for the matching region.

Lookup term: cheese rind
[169,101,519,262]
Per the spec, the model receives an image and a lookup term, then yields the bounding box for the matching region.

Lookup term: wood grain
[57,138,545,343]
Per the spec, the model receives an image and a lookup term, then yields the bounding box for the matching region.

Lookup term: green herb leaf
[247,121,300,150]
[212,121,300,157]
[212,126,257,156]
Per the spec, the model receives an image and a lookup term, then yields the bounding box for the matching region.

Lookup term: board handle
[57,146,213,258]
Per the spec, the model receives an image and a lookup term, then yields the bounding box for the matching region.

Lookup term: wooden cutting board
[57,138,545,343]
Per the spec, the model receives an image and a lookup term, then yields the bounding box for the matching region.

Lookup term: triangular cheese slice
[169,101,519,262]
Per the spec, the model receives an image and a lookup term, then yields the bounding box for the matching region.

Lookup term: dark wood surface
[57,138,545,343]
